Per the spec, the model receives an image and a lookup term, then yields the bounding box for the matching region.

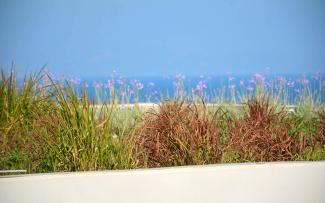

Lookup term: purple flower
[264,81,271,88]
[117,76,126,85]
[70,77,81,85]
[240,80,244,86]
[253,73,265,84]
[247,86,254,91]
[133,80,144,90]
[195,81,207,92]
[75,77,81,84]
[174,74,185,89]
[228,76,235,82]
[106,80,114,89]
[287,81,295,88]
[312,71,322,80]
[175,74,185,82]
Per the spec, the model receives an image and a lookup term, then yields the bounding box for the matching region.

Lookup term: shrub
[316,110,325,145]
[227,98,297,161]
[135,101,223,167]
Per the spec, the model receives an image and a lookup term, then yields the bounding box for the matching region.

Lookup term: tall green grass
[0,68,53,171]
[1,69,139,172]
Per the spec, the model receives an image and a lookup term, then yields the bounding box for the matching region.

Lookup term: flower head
[312,71,322,80]
[106,80,114,89]
[247,86,254,91]
[175,74,185,82]
[195,80,207,92]
[69,77,81,85]
[117,76,126,85]
[264,81,271,88]
[133,80,144,90]
[174,74,185,89]
[228,76,235,82]
[253,73,265,84]
[287,81,295,88]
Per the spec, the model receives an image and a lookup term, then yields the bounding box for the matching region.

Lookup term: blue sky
[0,0,324,77]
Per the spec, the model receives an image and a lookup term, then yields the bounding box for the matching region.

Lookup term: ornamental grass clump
[38,81,137,172]
[135,101,223,167]
[291,110,325,161]
[0,68,53,171]
[227,98,297,161]
[317,110,325,144]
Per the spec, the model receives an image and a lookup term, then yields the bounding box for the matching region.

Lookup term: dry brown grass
[316,110,325,144]
[227,98,297,161]
[135,101,223,167]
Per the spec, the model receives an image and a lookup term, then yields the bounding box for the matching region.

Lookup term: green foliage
[1,69,138,173]
[0,67,52,172]
[293,145,325,161]
[38,82,138,171]
[0,68,324,174]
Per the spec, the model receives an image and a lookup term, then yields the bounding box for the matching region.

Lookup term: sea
[76,73,324,104]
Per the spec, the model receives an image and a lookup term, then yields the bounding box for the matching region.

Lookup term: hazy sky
[0,0,325,77]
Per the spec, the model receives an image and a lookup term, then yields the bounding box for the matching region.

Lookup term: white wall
[1,161,325,203]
